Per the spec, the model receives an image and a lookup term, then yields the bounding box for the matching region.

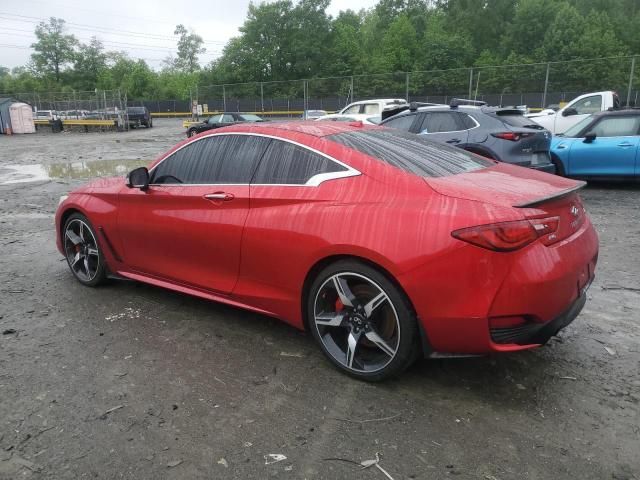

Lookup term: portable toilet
[9,102,35,134]
[0,98,36,134]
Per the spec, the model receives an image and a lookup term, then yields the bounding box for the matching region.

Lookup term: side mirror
[583,132,596,143]
[562,107,578,117]
[126,166,149,190]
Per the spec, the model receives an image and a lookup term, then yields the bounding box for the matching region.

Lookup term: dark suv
[126,106,152,128]
[380,101,555,173]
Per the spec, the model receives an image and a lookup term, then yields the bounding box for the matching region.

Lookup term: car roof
[591,108,640,118]
[202,120,379,138]
[347,99,407,105]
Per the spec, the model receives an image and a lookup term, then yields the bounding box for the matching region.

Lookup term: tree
[30,17,77,82]
[173,24,206,73]
[72,37,107,90]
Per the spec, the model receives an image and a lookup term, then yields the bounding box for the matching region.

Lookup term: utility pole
[542,62,550,108]
[627,56,636,107]
[468,68,473,99]
[405,72,410,102]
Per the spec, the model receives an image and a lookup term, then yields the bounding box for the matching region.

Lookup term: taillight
[451,216,560,252]
[491,132,534,141]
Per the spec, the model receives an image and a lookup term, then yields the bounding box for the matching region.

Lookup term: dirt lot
[0,119,638,479]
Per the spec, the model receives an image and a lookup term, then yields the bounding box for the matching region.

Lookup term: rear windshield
[127,107,146,114]
[328,129,492,177]
[494,112,545,130]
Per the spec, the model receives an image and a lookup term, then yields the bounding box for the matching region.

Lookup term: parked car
[551,109,640,179]
[315,113,380,125]
[303,109,328,120]
[337,98,408,122]
[55,122,597,381]
[186,112,265,137]
[528,91,620,134]
[380,101,555,173]
[34,110,57,120]
[58,110,90,120]
[126,106,152,128]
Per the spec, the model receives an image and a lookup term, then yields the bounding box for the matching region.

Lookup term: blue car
[551,109,640,179]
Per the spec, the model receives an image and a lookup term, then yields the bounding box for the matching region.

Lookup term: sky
[0,0,377,70]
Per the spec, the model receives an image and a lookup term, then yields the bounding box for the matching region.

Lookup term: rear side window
[151,135,270,184]
[252,140,346,184]
[495,113,544,129]
[328,129,492,177]
[383,114,416,131]
[419,112,461,133]
[363,103,380,114]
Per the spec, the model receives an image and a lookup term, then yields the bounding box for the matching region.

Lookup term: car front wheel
[62,213,107,287]
[307,260,419,381]
[188,128,197,137]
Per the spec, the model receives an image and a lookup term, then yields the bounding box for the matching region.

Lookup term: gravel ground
[0,119,638,479]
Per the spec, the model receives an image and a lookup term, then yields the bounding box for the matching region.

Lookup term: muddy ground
[0,119,638,479]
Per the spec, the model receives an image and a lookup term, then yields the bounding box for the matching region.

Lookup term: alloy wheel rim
[63,219,100,282]
[313,272,400,373]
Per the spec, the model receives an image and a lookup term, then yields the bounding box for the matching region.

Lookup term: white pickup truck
[527,91,620,134]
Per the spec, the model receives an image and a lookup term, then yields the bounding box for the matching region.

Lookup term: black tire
[188,128,197,137]
[307,259,420,381]
[551,154,566,176]
[62,213,107,287]
[148,119,153,128]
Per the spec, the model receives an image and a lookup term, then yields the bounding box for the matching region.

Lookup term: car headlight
[58,195,68,206]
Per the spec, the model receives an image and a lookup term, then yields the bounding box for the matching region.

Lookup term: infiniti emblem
[570,205,579,217]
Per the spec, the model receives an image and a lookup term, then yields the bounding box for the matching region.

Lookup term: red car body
[55,122,598,356]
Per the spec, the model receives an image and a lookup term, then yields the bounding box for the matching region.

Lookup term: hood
[424,163,583,209]
[71,176,124,194]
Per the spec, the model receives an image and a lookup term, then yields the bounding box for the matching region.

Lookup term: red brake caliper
[335,298,344,312]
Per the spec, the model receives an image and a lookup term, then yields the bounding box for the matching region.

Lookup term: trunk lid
[425,162,587,242]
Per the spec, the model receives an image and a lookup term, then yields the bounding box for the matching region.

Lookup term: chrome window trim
[148,131,361,188]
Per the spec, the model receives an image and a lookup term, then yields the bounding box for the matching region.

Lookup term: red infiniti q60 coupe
[55,122,598,381]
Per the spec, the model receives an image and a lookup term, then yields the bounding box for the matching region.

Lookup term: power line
[0,31,222,55]
[0,12,226,45]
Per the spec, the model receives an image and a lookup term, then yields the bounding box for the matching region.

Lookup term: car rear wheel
[63,213,107,287]
[188,128,197,137]
[307,260,419,381]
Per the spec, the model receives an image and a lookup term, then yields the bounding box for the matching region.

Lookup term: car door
[556,94,603,134]
[239,138,354,311]
[117,134,271,293]
[415,112,470,145]
[567,115,640,177]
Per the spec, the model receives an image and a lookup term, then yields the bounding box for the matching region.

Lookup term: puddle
[0,159,148,184]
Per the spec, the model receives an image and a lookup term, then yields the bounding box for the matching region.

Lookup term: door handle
[617,142,634,147]
[446,138,461,144]
[204,192,234,201]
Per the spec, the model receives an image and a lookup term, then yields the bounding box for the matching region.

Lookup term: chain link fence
[188,55,638,117]
[7,89,126,120]
[3,56,638,119]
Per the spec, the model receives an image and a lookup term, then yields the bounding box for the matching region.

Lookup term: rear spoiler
[513,181,586,208]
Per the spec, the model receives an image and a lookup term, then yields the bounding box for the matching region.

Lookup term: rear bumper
[401,217,599,356]
[490,285,588,345]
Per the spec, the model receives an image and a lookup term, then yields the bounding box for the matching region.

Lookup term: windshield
[239,114,262,121]
[328,129,492,178]
[562,116,594,137]
[127,107,146,114]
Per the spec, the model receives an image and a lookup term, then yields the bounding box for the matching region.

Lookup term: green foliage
[0,0,638,101]
[30,17,78,83]
[172,24,206,73]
